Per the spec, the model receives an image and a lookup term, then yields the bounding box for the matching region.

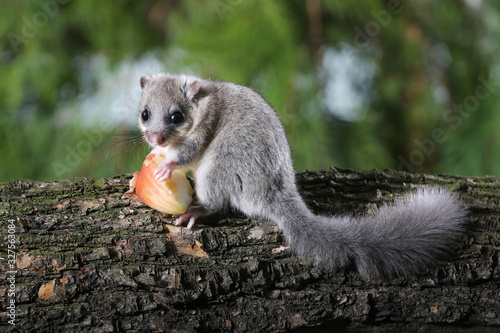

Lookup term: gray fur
[138,73,467,279]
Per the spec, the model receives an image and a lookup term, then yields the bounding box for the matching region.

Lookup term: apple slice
[125,154,193,215]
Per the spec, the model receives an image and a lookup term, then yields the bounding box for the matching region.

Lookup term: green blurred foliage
[1,0,499,181]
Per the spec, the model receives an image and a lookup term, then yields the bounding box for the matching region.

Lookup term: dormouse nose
[145,131,167,146]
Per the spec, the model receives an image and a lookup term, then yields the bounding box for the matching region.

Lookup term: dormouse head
[138,73,204,148]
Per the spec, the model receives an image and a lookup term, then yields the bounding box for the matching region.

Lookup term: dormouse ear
[140,76,150,89]
[186,80,201,100]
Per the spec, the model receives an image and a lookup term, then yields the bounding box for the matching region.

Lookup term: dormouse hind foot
[174,205,210,229]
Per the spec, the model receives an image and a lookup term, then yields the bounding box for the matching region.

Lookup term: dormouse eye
[141,109,149,122]
[170,111,184,125]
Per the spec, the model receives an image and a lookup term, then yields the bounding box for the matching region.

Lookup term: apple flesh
[125,154,193,215]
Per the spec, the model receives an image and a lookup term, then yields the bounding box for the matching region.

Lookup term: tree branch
[0,168,499,332]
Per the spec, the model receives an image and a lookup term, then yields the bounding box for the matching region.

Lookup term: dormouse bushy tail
[274,187,467,279]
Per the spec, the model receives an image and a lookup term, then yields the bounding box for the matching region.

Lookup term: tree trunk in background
[0,168,499,332]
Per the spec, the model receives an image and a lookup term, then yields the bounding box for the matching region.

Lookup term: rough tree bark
[0,168,499,332]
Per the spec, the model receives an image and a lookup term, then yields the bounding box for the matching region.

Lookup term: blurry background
[1,0,499,181]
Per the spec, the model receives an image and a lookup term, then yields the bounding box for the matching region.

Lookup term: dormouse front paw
[153,159,176,181]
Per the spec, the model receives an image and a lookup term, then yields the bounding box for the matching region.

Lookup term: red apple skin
[133,154,193,215]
